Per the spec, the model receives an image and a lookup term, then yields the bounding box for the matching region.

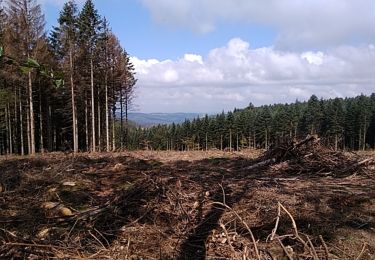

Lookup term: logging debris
[0,148,374,259]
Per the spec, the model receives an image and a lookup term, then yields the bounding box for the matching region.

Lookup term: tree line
[0,0,136,155]
[128,94,375,151]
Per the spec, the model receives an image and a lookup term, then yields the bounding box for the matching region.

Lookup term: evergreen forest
[0,0,136,155]
[127,94,375,152]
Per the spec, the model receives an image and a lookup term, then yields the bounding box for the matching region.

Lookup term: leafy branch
[0,46,64,88]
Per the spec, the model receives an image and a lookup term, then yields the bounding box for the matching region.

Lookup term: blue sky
[43,0,276,60]
[42,0,375,113]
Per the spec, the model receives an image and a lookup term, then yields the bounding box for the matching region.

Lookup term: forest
[0,0,136,156]
[128,94,375,151]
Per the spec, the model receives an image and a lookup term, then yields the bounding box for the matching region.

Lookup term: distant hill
[126,112,203,127]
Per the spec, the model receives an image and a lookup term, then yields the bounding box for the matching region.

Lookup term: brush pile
[247,135,374,178]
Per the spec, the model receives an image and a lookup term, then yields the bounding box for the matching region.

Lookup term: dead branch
[212,201,260,260]
[355,243,368,260]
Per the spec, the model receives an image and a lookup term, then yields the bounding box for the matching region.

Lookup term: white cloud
[184,54,203,64]
[140,0,375,49]
[132,38,375,113]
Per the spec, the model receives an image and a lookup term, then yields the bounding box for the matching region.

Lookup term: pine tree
[5,0,46,155]
[50,0,79,153]
[78,0,102,152]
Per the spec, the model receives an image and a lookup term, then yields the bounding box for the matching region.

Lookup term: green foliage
[128,94,375,151]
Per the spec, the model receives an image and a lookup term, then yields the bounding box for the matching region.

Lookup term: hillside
[127,112,202,126]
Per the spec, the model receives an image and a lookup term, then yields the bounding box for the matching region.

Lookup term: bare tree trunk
[90,58,96,152]
[47,105,52,152]
[254,131,256,149]
[97,87,101,151]
[14,87,18,154]
[85,94,89,151]
[69,47,78,154]
[125,90,128,149]
[28,71,35,155]
[205,132,208,151]
[111,74,116,151]
[229,129,232,152]
[9,104,13,154]
[5,106,9,155]
[27,102,31,154]
[220,134,223,151]
[236,132,239,151]
[363,124,367,151]
[120,88,123,150]
[39,85,44,153]
[105,75,109,152]
[334,133,338,151]
[19,88,24,156]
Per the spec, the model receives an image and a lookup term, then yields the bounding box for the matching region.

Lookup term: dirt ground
[0,149,374,259]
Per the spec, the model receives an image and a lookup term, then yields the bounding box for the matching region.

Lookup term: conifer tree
[50,0,79,153]
[5,0,46,155]
[78,0,102,152]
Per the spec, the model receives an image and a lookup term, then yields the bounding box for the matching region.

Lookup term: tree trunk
[97,87,101,151]
[27,102,31,154]
[120,88,123,150]
[39,85,44,154]
[14,87,18,154]
[28,71,35,155]
[85,93,89,151]
[47,105,52,152]
[229,129,232,152]
[19,88,24,156]
[5,106,9,155]
[334,133,338,151]
[125,90,128,149]
[105,75,110,152]
[363,124,367,151]
[205,132,208,151]
[236,132,239,151]
[112,106,116,151]
[90,57,96,152]
[69,47,78,154]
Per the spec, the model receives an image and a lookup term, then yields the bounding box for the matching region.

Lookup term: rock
[62,181,76,187]
[59,207,73,217]
[113,163,126,172]
[37,228,50,240]
[47,187,57,193]
[41,202,59,210]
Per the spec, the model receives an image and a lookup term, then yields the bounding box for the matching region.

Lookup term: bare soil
[0,149,374,259]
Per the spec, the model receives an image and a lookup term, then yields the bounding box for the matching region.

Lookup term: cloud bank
[132,38,375,113]
[140,0,375,49]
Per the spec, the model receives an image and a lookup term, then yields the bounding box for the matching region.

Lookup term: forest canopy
[128,94,375,152]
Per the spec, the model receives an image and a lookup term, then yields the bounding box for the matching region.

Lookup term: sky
[41,0,375,113]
